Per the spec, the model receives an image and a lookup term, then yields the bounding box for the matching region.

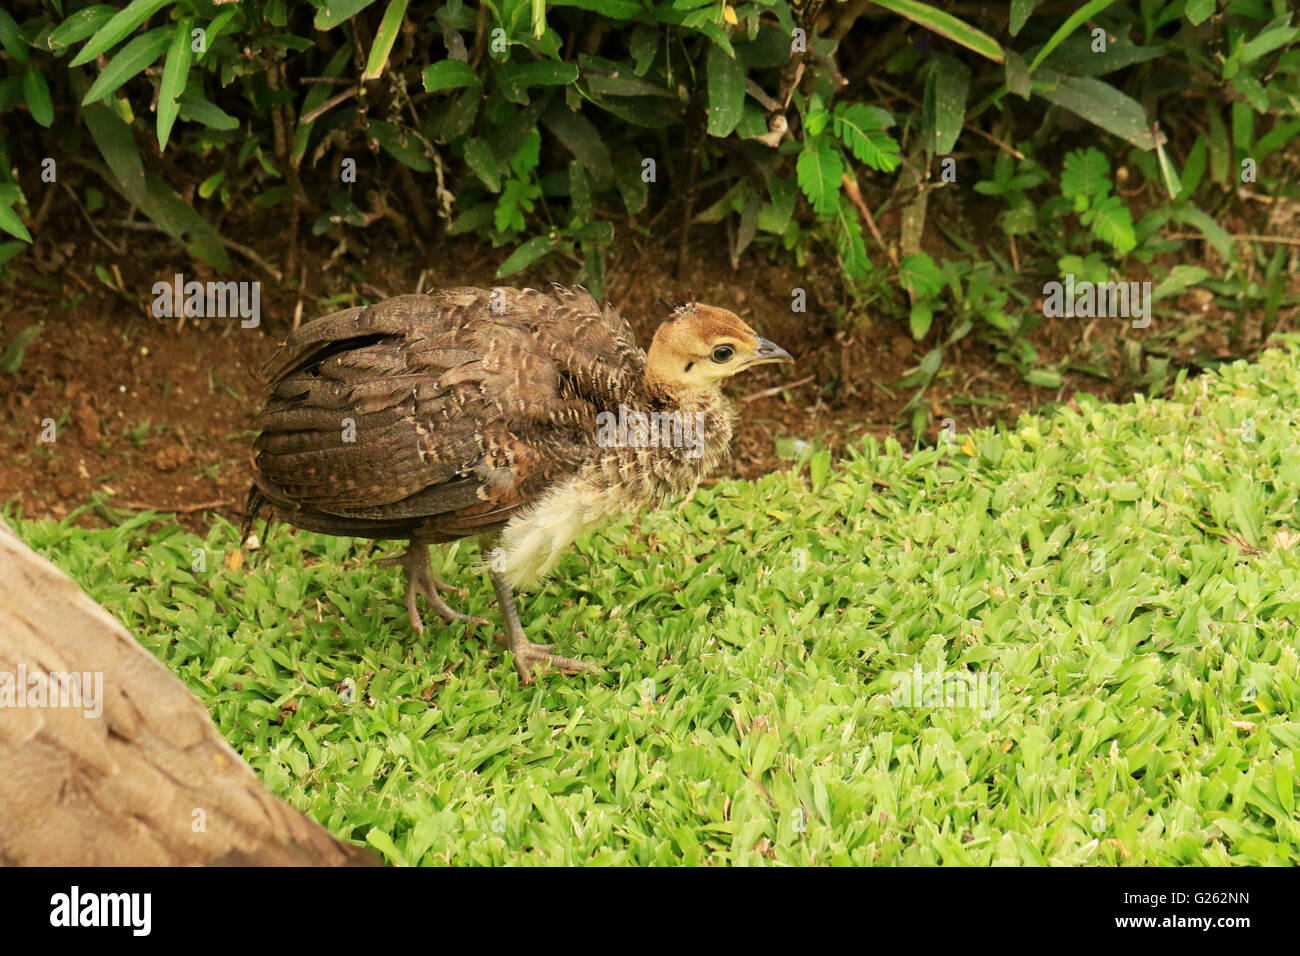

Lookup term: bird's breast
[494,395,735,590]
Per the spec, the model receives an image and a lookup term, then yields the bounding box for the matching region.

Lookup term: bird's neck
[643,374,722,409]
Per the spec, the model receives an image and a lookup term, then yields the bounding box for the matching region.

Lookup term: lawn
[12,342,1300,865]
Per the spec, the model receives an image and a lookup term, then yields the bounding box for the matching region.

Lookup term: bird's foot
[507,639,597,685]
[381,546,490,633]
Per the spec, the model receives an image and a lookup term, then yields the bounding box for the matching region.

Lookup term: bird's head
[646,299,793,394]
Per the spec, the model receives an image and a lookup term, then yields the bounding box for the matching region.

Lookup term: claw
[509,641,598,684]
[486,560,596,683]
[385,544,489,632]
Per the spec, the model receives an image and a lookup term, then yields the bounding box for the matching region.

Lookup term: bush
[1,1,1297,407]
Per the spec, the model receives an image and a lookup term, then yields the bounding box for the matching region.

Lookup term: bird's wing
[251,289,633,540]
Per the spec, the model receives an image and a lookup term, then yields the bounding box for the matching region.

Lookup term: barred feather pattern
[247,285,736,584]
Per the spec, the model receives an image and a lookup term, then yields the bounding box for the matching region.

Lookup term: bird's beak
[744,337,794,367]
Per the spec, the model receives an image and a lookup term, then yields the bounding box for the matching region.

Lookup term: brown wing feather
[247,286,643,544]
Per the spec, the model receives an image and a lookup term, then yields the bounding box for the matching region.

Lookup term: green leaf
[0,9,26,62]
[47,6,115,51]
[1256,119,1300,163]
[497,235,557,277]
[1226,24,1299,77]
[81,27,171,106]
[498,59,578,102]
[314,0,379,31]
[197,8,238,63]
[369,119,432,172]
[837,207,870,279]
[925,56,969,154]
[796,139,843,216]
[1061,147,1110,200]
[23,67,53,127]
[549,0,642,17]
[1025,368,1062,388]
[82,101,146,201]
[899,252,945,298]
[613,148,649,215]
[1005,49,1030,99]
[463,138,500,193]
[833,104,900,172]
[364,828,405,866]
[422,59,477,93]
[1009,0,1037,35]
[70,0,170,67]
[1027,0,1116,72]
[135,176,230,270]
[1172,205,1234,260]
[1,324,43,373]
[909,302,933,339]
[867,0,1003,62]
[1037,33,1167,78]
[447,202,494,236]
[1108,483,1141,501]
[0,192,32,243]
[1229,73,1267,113]
[1083,194,1136,254]
[198,170,224,199]
[1152,264,1209,301]
[430,84,480,141]
[362,0,410,80]
[629,24,657,75]
[706,45,745,138]
[1034,72,1157,150]
[1185,0,1214,25]
[495,179,540,232]
[1180,134,1207,197]
[542,105,613,184]
[177,93,239,130]
[157,20,194,149]
[508,129,541,176]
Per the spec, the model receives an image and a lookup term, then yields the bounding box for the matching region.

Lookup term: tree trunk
[0,520,375,866]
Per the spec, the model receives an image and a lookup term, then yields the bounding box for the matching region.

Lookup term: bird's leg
[488,568,595,684]
[378,543,490,633]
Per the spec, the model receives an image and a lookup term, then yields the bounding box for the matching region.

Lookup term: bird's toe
[510,641,596,683]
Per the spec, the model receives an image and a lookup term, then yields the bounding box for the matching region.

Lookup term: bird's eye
[711,345,734,363]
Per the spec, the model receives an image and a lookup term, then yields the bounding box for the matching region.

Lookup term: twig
[841,173,897,266]
[108,220,283,279]
[117,499,236,514]
[222,237,284,280]
[61,182,124,255]
[745,79,782,112]
[300,86,359,125]
[293,263,307,331]
[740,374,816,403]
[869,77,1026,160]
[776,0,825,109]
[1164,232,1300,247]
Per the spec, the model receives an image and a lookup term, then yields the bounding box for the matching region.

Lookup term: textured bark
[0,521,375,866]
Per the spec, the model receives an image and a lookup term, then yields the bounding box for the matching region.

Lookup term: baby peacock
[244,285,792,682]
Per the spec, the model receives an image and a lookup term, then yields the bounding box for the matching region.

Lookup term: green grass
[13,340,1300,865]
